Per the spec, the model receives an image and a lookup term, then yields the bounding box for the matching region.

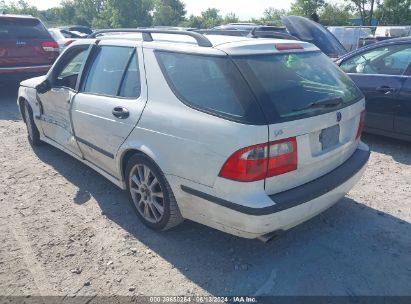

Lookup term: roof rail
[88,29,213,47]
[195,28,298,41]
[195,29,249,37]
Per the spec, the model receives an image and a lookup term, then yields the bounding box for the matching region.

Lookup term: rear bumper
[178,144,370,238]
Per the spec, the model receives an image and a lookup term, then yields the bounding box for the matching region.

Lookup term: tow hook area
[257,230,284,243]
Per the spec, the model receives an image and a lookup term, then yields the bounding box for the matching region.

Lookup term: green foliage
[153,0,186,26]
[200,8,223,28]
[2,0,407,30]
[376,0,411,25]
[344,0,376,25]
[179,14,203,28]
[57,1,76,25]
[2,0,153,28]
[181,8,223,28]
[0,0,6,12]
[223,12,239,24]
[92,0,153,28]
[290,0,325,17]
[260,8,289,25]
[320,3,352,25]
[4,0,41,17]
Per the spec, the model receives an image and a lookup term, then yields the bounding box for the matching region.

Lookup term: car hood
[282,16,347,58]
[20,75,47,88]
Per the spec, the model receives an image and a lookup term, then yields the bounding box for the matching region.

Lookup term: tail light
[219,137,297,182]
[64,40,74,47]
[356,111,366,140]
[41,41,59,52]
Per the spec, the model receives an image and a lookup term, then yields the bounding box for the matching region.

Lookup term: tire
[125,153,184,231]
[23,101,41,146]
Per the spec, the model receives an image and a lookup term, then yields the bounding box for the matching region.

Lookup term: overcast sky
[8,0,300,20]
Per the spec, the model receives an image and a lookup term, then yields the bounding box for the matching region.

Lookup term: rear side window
[0,18,51,39]
[235,51,363,123]
[83,46,141,98]
[156,51,265,124]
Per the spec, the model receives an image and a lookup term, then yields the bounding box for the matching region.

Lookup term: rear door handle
[376,86,397,94]
[112,107,129,119]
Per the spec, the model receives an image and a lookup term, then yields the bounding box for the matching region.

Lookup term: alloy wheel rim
[129,164,165,224]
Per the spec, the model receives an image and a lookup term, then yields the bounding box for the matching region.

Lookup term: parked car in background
[358,26,411,48]
[60,25,93,36]
[337,37,411,142]
[197,16,347,59]
[49,28,84,52]
[17,29,369,239]
[328,26,373,51]
[0,14,59,82]
[213,23,262,30]
[375,26,411,39]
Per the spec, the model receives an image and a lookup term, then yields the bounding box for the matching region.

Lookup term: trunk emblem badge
[336,112,342,122]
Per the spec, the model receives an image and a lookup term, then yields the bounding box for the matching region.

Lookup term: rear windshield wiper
[292,97,343,112]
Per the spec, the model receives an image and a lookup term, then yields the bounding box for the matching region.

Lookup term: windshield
[234,51,363,123]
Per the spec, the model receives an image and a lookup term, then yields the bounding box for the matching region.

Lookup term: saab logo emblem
[273,129,284,137]
[336,112,342,122]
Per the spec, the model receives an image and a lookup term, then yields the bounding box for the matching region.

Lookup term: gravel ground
[0,84,410,298]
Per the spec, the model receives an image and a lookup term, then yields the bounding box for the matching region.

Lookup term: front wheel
[23,101,41,146]
[125,154,184,231]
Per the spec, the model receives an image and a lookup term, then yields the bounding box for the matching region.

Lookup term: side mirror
[36,79,51,94]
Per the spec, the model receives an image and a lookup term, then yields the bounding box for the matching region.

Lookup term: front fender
[18,86,41,120]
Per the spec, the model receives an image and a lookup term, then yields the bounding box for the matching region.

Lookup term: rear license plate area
[320,125,340,150]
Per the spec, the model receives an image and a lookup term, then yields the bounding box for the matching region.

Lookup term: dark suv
[0,14,59,82]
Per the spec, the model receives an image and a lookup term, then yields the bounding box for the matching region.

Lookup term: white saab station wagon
[17,29,370,239]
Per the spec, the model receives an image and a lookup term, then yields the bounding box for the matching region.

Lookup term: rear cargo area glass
[0,18,50,39]
[234,51,363,123]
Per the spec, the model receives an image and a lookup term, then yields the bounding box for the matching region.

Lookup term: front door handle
[112,107,129,119]
[376,86,397,95]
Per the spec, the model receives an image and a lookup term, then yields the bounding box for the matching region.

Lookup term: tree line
[0,0,410,29]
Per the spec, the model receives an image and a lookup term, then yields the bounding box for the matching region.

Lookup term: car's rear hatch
[282,15,347,59]
[229,42,365,194]
[0,16,58,69]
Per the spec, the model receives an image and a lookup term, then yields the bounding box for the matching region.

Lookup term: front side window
[54,47,88,90]
[234,51,363,123]
[156,51,264,124]
[83,46,140,98]
[340,44,411,76]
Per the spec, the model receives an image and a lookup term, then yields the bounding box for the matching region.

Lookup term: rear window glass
[234,51,363,123]
[0,18,51,39]
[156,51,265,124]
